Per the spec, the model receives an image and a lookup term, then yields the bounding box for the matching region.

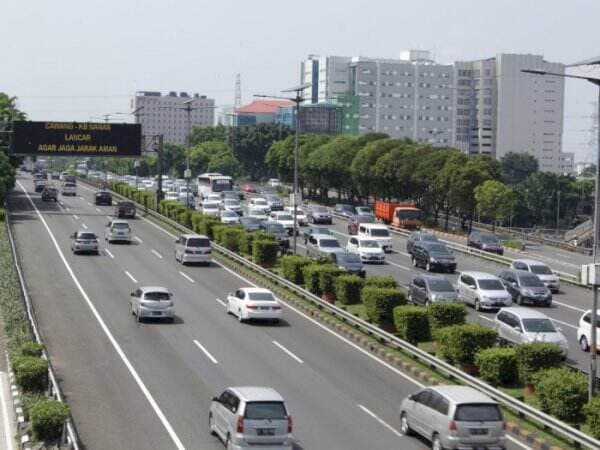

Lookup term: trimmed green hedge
[361,287,405,325]
[0,208,5,222]
[302,264,335,296]
[281,255,313,285]
[12,356,48,392]
[239,231,275,255]
[534,368,587,423]
[220,227,243,252]
[475,348,518,386]
[319,266,345,296]
[427,303,467,332]
[364,275,397,289]
[393,306,431,344]
[178,209,194,228]
[30,400,71,443]
[514,342,564,383]
[212,225,229,244]
[585,396,600,439]
[436,324,497,366]
[335,275,364,305]
[252,239,279,267]
[20,341,44,358]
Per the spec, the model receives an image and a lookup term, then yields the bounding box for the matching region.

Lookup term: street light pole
[556,190,560,238]
[183,100,192,208]
[523,64,600,398]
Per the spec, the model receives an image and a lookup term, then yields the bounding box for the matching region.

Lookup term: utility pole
[556,190,561,237]
[154,135,164,206]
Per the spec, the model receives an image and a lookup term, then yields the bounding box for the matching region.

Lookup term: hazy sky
[2,0,599,162]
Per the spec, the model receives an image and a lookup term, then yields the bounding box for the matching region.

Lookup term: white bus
[197,173,234,198]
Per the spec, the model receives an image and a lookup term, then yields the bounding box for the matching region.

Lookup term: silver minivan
[457,271,512,311]
[400,385,506,450]
[209,386,293,450]
[174,234,212,265]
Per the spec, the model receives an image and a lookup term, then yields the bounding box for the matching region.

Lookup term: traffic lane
[9,186,178,450]
[69,185,428,449]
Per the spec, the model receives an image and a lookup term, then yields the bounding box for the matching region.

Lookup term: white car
[249,197,271,214]
[511,259,560,293]
[61,182,77,196]
[577,309,600,351]
[201,202,221,216]
[223,198,242,214]
[206,193,223,204]
[284,206,307,226]
[268,211,296,235]
[226,287,282,323]
[164,191,179,201]
[357,223,392,252]
[220,210,240,224]
[268,178,281,187]
[105,219,132,243]
[346,237,385,263]
[130,286,175,323]
[246,207,268,221]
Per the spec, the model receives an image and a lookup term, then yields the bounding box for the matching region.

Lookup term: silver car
[70,231,99,254]
[105,219,132,243]
[174,234,212,265]
[400,385,506,450]
[130,286,175,323]
[209,387,293,450]
[457,271,512,311]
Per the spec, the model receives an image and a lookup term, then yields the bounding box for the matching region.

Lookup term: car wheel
[407,292,413,304]
[136,310,143,323]
[425,262,432,272]
[225,435,233,450]
[412,257,417,267]
[474,299,481,311]
[517,295,524,305]
[545,299,552,307]
[425,299,431,307]
[432,433,444,450]
[400,412,412,436]
[238,310,244,323]
[580,336,590,352]
[208,414,217,436]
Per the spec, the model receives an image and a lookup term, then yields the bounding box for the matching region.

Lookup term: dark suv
[498,269,552,306]
[467,231,504,255]
[41,187,58,202]
[411,241,456,273]
[95,190,113,206]
[115,201,136,219]
[406,231,439,255]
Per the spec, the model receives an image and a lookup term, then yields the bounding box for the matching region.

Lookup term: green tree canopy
[500,152,538,185]
[474,180,517,227]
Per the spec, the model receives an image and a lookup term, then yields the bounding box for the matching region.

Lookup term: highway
[7,173,529,450]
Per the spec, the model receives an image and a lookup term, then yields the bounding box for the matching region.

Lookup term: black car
[260,222,289,249]
[95,190,113,206]
[347,214,376,235]
[329,250,365,277]
[307,205,333,224]
[467,231,504,255]
[498,269,552,306]
[240,217,264,232]
[41,187,58,202]
[411,241,456,273]
[334,203,355,218]
[406,231,439,255]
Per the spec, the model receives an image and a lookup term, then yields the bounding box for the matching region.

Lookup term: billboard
[10,121,142,157]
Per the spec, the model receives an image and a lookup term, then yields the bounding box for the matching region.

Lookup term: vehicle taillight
[449,420,457,432]
[287,415,293,433]
[246,304,258,310]
[272,305,281,310]
[236,415,244,433]
[205,249,212,254]
[185,249,194,254]
[502,421,506,431]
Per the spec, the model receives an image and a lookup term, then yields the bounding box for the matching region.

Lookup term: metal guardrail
[92,181,600,450]
[5,211,80,449]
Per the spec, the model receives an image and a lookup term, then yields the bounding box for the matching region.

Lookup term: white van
[357,223,392,252]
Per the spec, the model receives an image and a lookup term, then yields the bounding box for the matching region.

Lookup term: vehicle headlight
[523,289,534,296]
[430,257,437,262]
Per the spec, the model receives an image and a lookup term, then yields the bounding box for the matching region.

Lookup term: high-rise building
[275,104,342,134]
[455,54,569,173]
[301,51,455,146]
[130,91,215,145]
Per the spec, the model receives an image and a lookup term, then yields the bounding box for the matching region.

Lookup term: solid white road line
[151,249,163,259]
[0,373,15,450]
[17,181,186,450]
[106,215,112,220]
[72,214,79,220]
[553,301,585,313]
[387,260,410,271]
[81,223,88,230]
[179,271,195,283]
[357,404,402,438]
[399,252,411,258]
[552,318,578,330]
[87,202,92,206]
[193,340,218,364]
[272,341,304,364]
[125,271,138,283]
[95,208,102,213]
[478,315,495,323]
[105,249,115,259]
[134,236,143,244]
[216,298,227,307]
[140,216,178,238]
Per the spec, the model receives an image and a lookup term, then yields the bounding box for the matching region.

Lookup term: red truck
[374,201,423,230]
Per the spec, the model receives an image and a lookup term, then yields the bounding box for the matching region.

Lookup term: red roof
[235,99,293,114]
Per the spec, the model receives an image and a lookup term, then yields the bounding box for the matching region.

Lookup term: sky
[1,0,599,162]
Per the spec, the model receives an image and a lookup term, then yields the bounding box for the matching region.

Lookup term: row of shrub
[0,224,70,443]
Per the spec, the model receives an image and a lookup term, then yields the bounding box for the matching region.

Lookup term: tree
[474,180,517,229]
[0,93,26,199]
[500,152,538,185]
[350,138,398,201]
[188,124,228,147]
[0,152,15,203]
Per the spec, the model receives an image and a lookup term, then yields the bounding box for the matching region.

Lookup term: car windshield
[356,207,372,214]
[224,200,239,205]
[313,206,328,213]
[144,291,170,301]
[247,291,276,301]
[204,204,218,209]
[520,276,544,287]
[276,214,293,221]
[112,223,129,229]
[249,208,265,215]
[336,253,361,264]
[428,279,454,292]
[265,224,284,233]
[455,404,502,422]
[254,199,268,205]
[244,402,286,420]
[356,216,375,223]
[187,238,210,247]
[241,217,260,224]
[396,209,421,220]
[422,234,438,242]
[312,228,331,234]
[320,239,340,248]
[360,240,380,248]
[428,243,448,253]
[370,228,389,237]
[530,265,553,275]
[479,234,500,243]
[78,233,96,240]
[221,211,237,217]
[478,279,504,290]
[522,318,556,333]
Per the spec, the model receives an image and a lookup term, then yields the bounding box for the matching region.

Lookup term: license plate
[152,311,162,316]
[260,306,270,310]
[257,428,275,436]
[469,428,488,435]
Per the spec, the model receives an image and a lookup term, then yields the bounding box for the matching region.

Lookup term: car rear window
[455,404,502,422]
[186,238,210,247]
[144,291,170,301]
[247,291,276,301]
[478,279,504,290]
[244,402,287,420]
[119,202,134,207]
[113,223,129,229]
[78,233,97,240]
[530,265,552,275]
[320,239,340,248]
[370,228,389,237]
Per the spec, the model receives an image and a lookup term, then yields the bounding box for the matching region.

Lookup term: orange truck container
[374,201,423,229]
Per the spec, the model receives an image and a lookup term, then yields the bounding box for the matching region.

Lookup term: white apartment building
[455,54,570,173]
[301,51,455,145]
[130,91,215,145]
